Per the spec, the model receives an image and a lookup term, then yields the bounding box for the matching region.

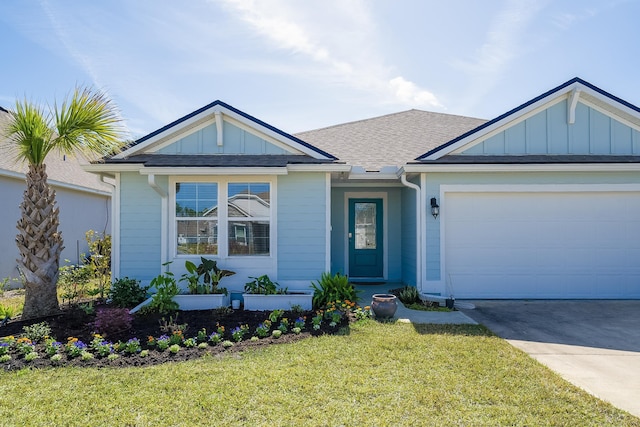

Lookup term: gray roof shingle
[295,109,486,171]
[104,154,339,167]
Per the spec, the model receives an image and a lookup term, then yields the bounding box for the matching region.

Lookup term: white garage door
[445,191,640,299]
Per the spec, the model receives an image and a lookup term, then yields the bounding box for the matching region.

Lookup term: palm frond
[5,100,54,165]
[54,87,125,158]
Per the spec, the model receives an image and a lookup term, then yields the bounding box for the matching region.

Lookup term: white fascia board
[82,163,145,173]
[578,97,640,132]
[138,167,288,176]
[286,164,351,172]
[403,163,640,173]
[578,84,640,121]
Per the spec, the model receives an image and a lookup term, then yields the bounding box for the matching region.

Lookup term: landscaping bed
[0,303,352,371]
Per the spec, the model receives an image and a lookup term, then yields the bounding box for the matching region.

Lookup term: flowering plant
[294,317,306,330]
[311,313,323,330]
[255,321,271,338]
[91,335,113,357]
[231,324,249,342]
[208,332,222,345]
[66,337,88,358]
[278,318,289,333]
[123,338,142,355]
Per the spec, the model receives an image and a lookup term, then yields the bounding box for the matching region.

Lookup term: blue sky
[1,0,638,139]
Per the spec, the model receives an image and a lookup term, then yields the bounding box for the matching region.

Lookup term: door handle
[348,232,352,238]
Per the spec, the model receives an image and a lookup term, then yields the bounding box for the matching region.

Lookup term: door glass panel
[355,202,376,250]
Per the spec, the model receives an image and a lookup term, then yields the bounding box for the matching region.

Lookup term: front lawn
[0,321,637,426]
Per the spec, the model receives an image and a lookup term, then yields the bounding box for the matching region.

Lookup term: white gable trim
[424,81,640,160]
[115,104,332,160]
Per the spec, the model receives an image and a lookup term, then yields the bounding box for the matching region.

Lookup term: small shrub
[109,277,149,308]
[0,354,12,362]
[123,338,141,355]
[84,230,112,300]
[58,262,92,306]
[80,351,94,361]
[222,340,234,348]
[138,350,148,358]
[24,351,39,362]
[292,327,301,335]
[250,336,259,342]
[290,304,304,316]
[271,330,282,339]
[183,338,196,348]
[108,353,120,361]
[50,354,62,363]
[169,344,180,354]
[93,308,133,337]
[22,322,51,344]
[311,272,360,309]
[158,314,188,335]
[197,342,208,349]
[244,275,287,295]
[255,321,271,338]
[146,267,179,314]
[269,310,284,323]
[208,333,222,345]
[397,286,420,305]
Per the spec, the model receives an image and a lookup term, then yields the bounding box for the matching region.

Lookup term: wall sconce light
[430,197,440,219]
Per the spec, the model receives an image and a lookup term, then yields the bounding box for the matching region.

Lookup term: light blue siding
[157,122,289,155]
[424,171,640,282]
[330,187,403,282]
[400,185,417,286]
[277,173,327,280]
[119,173,164,281]
[461,100,640,155]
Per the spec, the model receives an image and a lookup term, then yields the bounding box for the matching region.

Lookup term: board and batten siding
[157,121,288,155]
[118,172,164,281]
[461,100,640,155]
[276,173,327,282]
[423,171,640,287]
[400,184,417,286]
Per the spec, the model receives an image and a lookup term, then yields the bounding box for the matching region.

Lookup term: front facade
[88,78,640,299]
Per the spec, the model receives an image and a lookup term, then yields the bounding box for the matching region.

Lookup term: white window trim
[169,175,276,260]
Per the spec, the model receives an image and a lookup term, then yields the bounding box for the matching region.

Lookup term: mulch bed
[0,304,349,371]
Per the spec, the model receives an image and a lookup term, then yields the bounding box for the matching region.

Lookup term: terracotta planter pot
[371,294,398,318]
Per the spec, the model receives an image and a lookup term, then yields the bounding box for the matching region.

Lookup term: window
[174,180,270,257]
[176,183,218,255]
[228,183,270,256]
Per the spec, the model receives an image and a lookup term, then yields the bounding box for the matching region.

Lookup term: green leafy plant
[22,322,51,344]
[311,272,360,309]
[79,301,95,315]
[181,257,235,295]
[84,230,112,300]
[269,309,284,323]
[397,286,420,305]
[108,277,149,308]
[58,262,93,307]
[255,321,272,338]
[169,344,180,354]
[146,265,179,314]
[244,275,287,295]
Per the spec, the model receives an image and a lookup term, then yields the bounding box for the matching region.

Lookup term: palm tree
[5,87,125,319]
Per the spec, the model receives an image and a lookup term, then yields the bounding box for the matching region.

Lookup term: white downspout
[400,173,421,291]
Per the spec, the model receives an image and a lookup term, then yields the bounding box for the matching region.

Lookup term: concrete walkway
[355,285,477,325]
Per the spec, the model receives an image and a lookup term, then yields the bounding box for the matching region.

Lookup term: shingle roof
[295,109,486,171]
[104,154,338,167]
[0,109,112,194]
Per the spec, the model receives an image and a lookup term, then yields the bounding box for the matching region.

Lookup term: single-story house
[86,77,640,299]
[0,107,113,281]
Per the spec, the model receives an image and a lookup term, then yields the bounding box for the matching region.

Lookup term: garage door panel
[444,191,640,299]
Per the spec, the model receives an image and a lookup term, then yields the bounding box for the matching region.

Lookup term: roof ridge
[295,108,485,135]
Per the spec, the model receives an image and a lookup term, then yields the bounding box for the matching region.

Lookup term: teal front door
[348,199,383,278]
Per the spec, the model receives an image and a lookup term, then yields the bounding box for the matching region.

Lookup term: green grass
[0,321,637,426]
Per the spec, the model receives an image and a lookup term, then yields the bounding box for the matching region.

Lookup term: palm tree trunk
[16,164,64,319]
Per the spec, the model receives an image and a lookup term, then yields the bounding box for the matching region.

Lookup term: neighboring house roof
[295,109,486,171]
[116,100,337,161]
[417,77,640,161]
[0,108,112,195]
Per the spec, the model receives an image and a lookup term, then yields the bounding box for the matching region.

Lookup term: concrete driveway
[459,301,640,418]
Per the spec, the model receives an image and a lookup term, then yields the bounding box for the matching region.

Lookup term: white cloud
[217,0,441,108]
